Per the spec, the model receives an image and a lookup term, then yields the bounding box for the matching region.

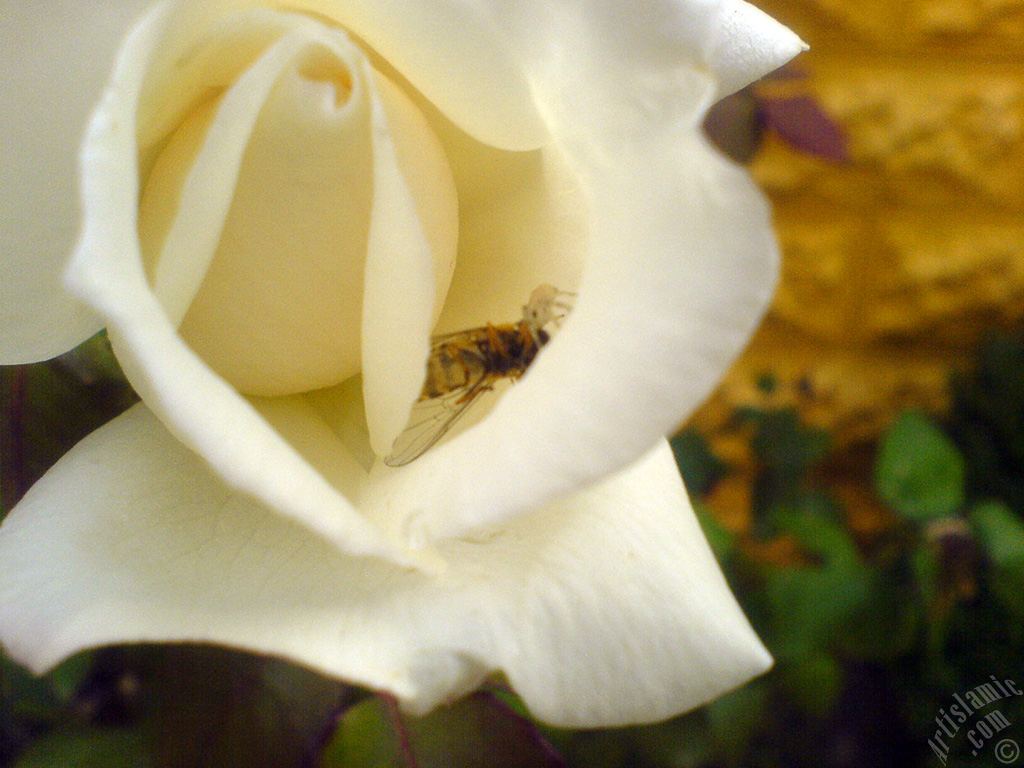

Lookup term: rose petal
[361,68,457,456]
[422,0,802,333]
[159,22,395,397]
[382,0,801,544]
[292,0,547,149]
[64,6,430,564]
[711,0,808,98]
[0,410,768,727]
[129,0,544,153]
[429,140,588,334]
[0,0,148,363]
[496,442,771,726]
[245,394,369,504]
[147,23,364,330]
[3,0,543,364]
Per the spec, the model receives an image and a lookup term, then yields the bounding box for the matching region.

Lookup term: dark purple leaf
[760,95,850,163]
[322,691,567,768]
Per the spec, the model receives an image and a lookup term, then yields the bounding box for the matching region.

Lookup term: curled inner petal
[170,38,375,396]
[139,14,457,399]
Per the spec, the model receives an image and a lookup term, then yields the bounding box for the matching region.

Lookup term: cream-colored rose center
[138,19,458,397]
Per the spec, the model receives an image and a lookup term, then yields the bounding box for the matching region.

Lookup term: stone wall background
[692,0,1024,461]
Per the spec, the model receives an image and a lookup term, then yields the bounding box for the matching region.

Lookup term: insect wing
[383,369,494,466]
[382,284,574,467]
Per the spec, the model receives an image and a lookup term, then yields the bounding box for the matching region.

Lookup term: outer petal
[291,0,548,149]
[384,0,804,543]
[0,0,148,363]
[62,0,538,561]
[361,66,447,457]
[132,0,545,153]
[711,0,807,98]
[0,407,768,727]
[429,140,588,334]
[64,5,428,565]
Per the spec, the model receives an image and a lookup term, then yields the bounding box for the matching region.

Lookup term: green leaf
[705,681,769,766]
[670,430,726,498]
[2,651,59,724]
[2,337,137,514]
[777,652,843,717]
[139,646,351,768]
[322,692,567,768]
[875,411,965,521]
[745,408,829,525]
[693,501,736,561]
[837,559,923,660]
[2,653,55,765]
[1,649,100,762]
[321,697,399,768]
[47,651,97,704]
[969,500,1024,617]
[556,728,632,768]
[750,408,829,474]
[947,330,1024,513]
[765,513,870,658]
[634,713,713,768]
[13,726,152,768]
[978,329,1024,401]
[775,507,860,568]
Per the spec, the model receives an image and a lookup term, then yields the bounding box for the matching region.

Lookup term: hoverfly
[384,284,573,466]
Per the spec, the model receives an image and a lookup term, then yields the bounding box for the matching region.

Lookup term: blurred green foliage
[0,333,137,512]
[948,328,1024,514]
[3,330,1024,767]
[876,412,965,522]
[322,691,567,767]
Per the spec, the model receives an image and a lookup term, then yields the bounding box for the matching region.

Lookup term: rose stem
[2,366,28,511]
[381,692,422,768]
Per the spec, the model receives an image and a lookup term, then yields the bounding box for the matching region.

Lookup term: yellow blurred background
[694,0,1024,462]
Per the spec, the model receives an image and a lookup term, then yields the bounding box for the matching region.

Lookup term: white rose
[0,0,804,726]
